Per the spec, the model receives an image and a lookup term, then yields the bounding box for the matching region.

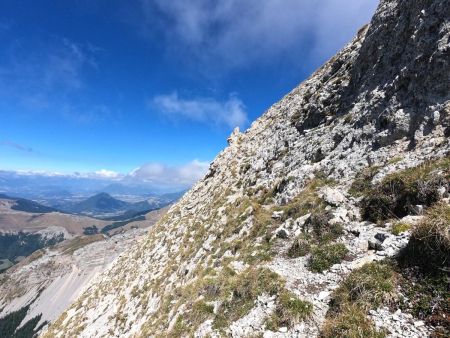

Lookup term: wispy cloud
[0,140,34,153]
[5,159,209,190]
[127,159,209,188]
[135,0,378,73]
[0,36,111,124]
[151,92,248,129]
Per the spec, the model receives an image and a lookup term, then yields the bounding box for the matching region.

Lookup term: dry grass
[329,262,395,313]
[308,243,348,273]
[401,202,450,271]
[266,290,313,330]
[320,262,394,338]
[321,304,385,338]
[360,157,450,222]
[391,222,411,235]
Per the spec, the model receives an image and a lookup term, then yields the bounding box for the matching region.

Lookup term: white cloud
[137,0,379,72]
[128,159,209,188]
[151,92,248,128]
[93,169,121,179]
[4,159,209,191]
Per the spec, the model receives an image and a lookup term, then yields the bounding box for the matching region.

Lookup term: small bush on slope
[321,304,386,338]
[329,262,395,313]
[406,202,450,271]
[395,202,450,336]
[266,290,313,330]
[308,243,348,273]
[321,262,394,338]
[359,157,450,222]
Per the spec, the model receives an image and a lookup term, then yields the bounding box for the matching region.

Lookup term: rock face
[41,0,449,337]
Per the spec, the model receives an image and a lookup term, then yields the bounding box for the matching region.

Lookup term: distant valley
[0,189,174,336]
[0,189,182,274]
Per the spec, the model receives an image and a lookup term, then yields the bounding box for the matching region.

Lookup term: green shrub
[329,262,394,313]
[360,157,450,222]
[400,202,450,271]
[213,268,283,329]
[286,211,343,259]
[308,243,348,273]
[266,290,313,330]
[287,238,311,258]
[320,304,385,338]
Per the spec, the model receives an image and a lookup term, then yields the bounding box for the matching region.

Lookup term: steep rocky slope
[0,207,168,337]
[42,0,449,337]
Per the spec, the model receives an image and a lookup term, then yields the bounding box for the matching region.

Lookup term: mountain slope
[42,0,449,337]
[0,207,170,337]
[0,194,57,213]
[68,193,129,215]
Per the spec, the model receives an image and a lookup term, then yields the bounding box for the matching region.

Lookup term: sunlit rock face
[40,0,449,337]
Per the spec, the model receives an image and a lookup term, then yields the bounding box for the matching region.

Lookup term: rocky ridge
[41,0,449,337]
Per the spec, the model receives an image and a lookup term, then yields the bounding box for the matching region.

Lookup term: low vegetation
[272,177,332,221]
[348,165,381,197]
[321,304,386,338]
[359,157,450,222]
[390,221,411,235]
[286,208,343,260]
[308,243,348,273]
[403,202,450,271]
[396,268,449,336]
[329,262,395,313]
[395,203,450,336]
[321,261,394,338]
[212,267,283,330]
[266,290,313,330]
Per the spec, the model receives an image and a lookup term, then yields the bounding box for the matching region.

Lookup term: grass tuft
[308,243,348,273]
[359,157,450,222]
[391,222,411,235]
[399,202,450,271]
[320,304,386,338]
[266,290,313,330]
[329,262,395,313]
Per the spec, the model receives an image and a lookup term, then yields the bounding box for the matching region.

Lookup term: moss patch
[391,222,411,235]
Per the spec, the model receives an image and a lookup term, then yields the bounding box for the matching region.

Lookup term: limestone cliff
[42,0,450,337]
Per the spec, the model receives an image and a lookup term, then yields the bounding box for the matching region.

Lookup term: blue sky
[0,0,378,189]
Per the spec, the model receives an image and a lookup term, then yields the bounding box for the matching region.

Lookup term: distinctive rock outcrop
[41,0,449,337]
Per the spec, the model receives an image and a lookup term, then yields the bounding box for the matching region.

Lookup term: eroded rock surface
[41,0,450,337]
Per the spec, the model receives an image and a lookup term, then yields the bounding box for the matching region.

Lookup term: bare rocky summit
[39,0,449,337]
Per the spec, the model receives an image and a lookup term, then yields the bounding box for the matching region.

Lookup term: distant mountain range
[50,191,184,218]
[0,170,185,200]
[0,193,57,213]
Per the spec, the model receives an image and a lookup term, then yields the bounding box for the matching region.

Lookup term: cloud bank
[127,159,209,188]
[5,159,210,191]
[152,92,248,129]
